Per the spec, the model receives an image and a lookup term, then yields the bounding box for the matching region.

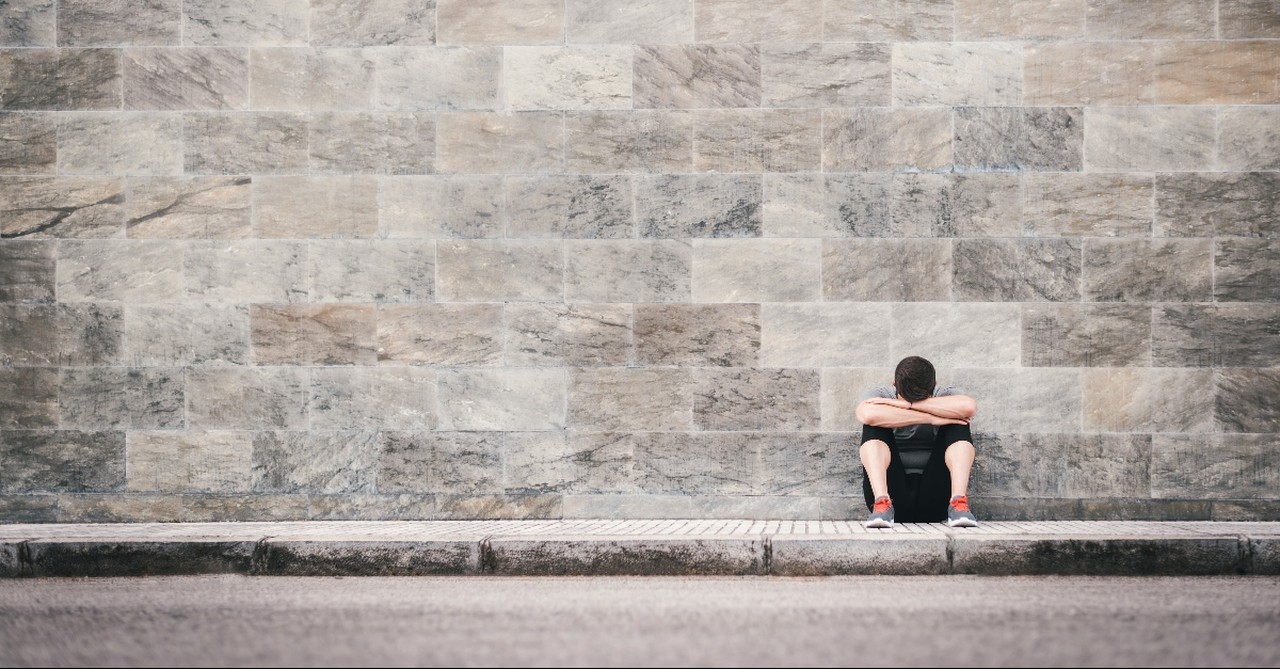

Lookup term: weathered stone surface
[436,112,563,174]
[310,0,437,46]
[953,238,1081,302]
[0,48,121,110]
[507,46,632,111]
[178,494,309,522]
[829,0,954,40]
[1083,368,1215,433]
[263,540,477,576]
[57,112,182,176]
[126,176,251,239]
[951,368,1083,433]
[760,303,891,368]
[1023,303,1152,367]
[560,494,693,518]
[1084,107,1215,171]
[0,430,123,492]
[1083,239,1212,302]
[58,0,178,46]
[125,304,249,367]
[568,368,694,431]
[824,239,953,301]
[308,112,435,174]
[308,239,435,303]
[761,43,890,108]
[634,303,759,367]
[1153,434,1280,500]
[253,431,380,494]
[378,431,503,494]
[1085,0,1214,39]
[970,433,1070,498]
[54,493,183,522]
[1152,304,1280,368]
[122,47,248,110]
[696,0,819,42]
[183,112,308,174]
[566,0,692,43]
[0,240,54,302]
[0,494,57,523]
[127,431,253,493]
[0,176,125,239]
[56,240,185,303]
[955,0,1083,39]
[310,368,437,430]
[505,175,633,239]
[771,536,949,575]
[1218,107,1280,171]
[952,536,1241,576]
[1024,42,1155,105]
[692,239,821,303]
[898,173,1024,237]
[187,367,308,430]
[1215,368,1280,433]
[692,369,820,431]
[58,367,185,430]
[380,176,504,239]
[819,367,895,432]
[953,106,1082,172]
[305,493,435,521]
[0,0,54,46]
[1154,41,1280,105]
[565,110,693,173]
[824,108,952,172]
[436,240,563,302]
[1155,172,1280,238]
[762,174,890,238]
[488,537,764,575]
[756,433,860,496]
[254,176,379,238]
[505,432,639,495]
[893,42,1022,106]
[184,0,308,46]
[436,0,563,45]
[435,494,562,520]
[372,47,500,111]
[27,539,257,577]
[892,302,1021,367]
[692,109,821,173]
[438,369,568,431]
[1024,174,1153,237]
[250,304,377,366]
[1066,433,1152,498]
[637,175,761,238]
[631,433,755,495]
[0,303,122,366]
[1220,0,1280,38]
[565,240,691,303]
[505,303,632,367]
[0,367,58,428]
[1215,239,1280,302]
[0,112,55,174]
[634,44,759,109]
[376,304,504,366]
[184,240,307,303]
[690,496,823,519]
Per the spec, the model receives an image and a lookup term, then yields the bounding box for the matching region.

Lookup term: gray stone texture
[0,0,1275,523]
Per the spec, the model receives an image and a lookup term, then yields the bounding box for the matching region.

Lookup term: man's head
[894,356,936,403]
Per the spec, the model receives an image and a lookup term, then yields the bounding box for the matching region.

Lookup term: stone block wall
[1,0,1277,522]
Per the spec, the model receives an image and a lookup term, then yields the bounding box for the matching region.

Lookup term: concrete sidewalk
[2,520,1279,578]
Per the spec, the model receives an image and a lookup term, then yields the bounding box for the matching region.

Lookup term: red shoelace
[951,495,970,512]
[872,497,892,513]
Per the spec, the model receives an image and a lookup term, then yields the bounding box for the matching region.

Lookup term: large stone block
[0,176,125,239]
[0,367,58,428]
[306,493,435,520]
[436,240,563,302]
[0,48,121,110]
[756,433,859,496]
[823,239,952,301]
[823,108,952,172]
[56,239,185,303]
[0,112,55,174]
[1024,43,1155,105]
[692,369,820,431]
[0,0,54,46]
[1065,433,1152,498]
[1152,304,1280,368]
[565,110,693,173]
[0,303,122,366]
[0,494,58,522]
[183,112,308,174]
[507,431,640,495]
[54,493,182,522]
[634,303,759,367]
[761,303,891,368]
[564,240,691,302]
[1083,368,1215,433]
[892,302,1021,367]
[1155,172,1280,238]
[970,433,1071,498]
[436,112,563,174]
[505,303,632,367]
[1154,41,1280,105]
[1220,0,1280,38]
[696,0,819,41]
[249,304,377,366]
[828,0,954,40]
[434,494,562,520]
[953,106,1082,172]
[372,47,500,111]
[692,239,821,303]
[1215,368,1280,433]
[690,496,823,519]
[691,109,820,173]
[1152,434,1280,500]
[1085,0,1214,39]
[1083,239,1212,302]
[438,369,568,431]
[761,43,890,108]
[568,368,694,431]
[124,304,249,367]
[253,176,379,238]
[308,112,435,174]
[1215,239,1280,302]
[183,0,308,46]
[892,42,1022,106]
[0,240,55,302]
[952,368,1083,433]
[1023,303,1152,367]
[126,176,251,239]
[507,46,632,111]
[820,367,895,432]
[763,174,890,238]
[1084,107,1215,171]
[634,44,759,109]
[953,238,1081,302]
[637,174,762,238]
[184,240,307,303]
[437,0,563,45]
[58,367,185,430]
[955,0,1083,39]
[1218,107,1280,171]
[308,239,435,303]
[122,47,248,111]
[378,431,503,494]
[565,0,693,43]
[126,431,252,493]
[376,304,504,366]
[1023,173,1153,237]
[310,367,437,430]
[560,493,693,518]
[379,175,504,239]
[310,0,437,46]
[58,0,179,46]
[253,431,380,494]
[0,430,124,493]
[186,367,308,430]
[632,433,756,495]
[505,175,633,239]
[56,112,181,176]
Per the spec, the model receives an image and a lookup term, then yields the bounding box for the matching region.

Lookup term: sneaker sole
[863,519,894,529]
[946,518,978,528]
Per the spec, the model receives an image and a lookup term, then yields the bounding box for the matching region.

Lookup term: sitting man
[855,355,979,528]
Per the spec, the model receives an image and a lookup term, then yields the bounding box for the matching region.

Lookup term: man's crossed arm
[855,395,978,428]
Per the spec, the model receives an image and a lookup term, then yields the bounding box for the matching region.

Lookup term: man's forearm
[910,395,977,420]
[859,404,966,428]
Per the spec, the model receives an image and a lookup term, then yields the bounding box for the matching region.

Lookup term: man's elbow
[957,396,978,418]
[855,402,885,426]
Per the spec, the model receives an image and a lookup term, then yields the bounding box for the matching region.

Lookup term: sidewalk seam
[945,533,955,575]
[762,535,772,575]
[1239,535,1254,575]
[478,536,495,573]
[251,537,272,575]
[17,540,33,578]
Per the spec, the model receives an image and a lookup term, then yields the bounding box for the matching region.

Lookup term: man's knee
[860,439,890,458]
[946,440,975,459]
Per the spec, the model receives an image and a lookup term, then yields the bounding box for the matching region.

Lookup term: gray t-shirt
[858,385,963,470]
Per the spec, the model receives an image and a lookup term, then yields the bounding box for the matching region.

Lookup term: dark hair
[894,356,936,403]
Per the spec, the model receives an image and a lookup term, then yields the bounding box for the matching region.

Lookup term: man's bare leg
[944,440,976,499]
[860,439,892,500]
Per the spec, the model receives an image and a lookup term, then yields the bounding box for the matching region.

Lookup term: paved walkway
[3,520,1279,577]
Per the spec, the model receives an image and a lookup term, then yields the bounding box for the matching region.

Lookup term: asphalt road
[2,575,1277,667]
